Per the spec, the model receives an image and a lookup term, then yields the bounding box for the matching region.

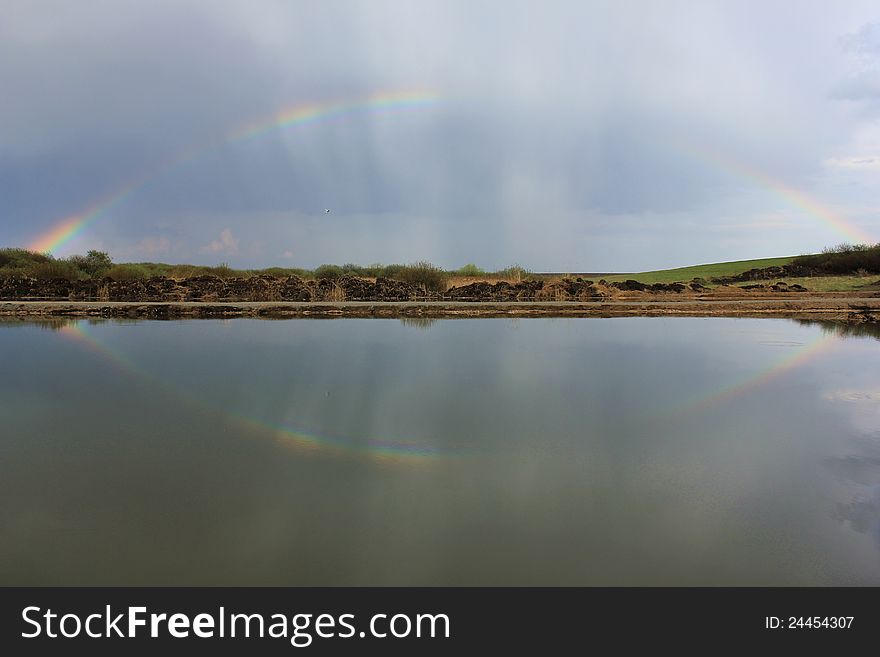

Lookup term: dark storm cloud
[0,2,283,154]
[2,1,880,269]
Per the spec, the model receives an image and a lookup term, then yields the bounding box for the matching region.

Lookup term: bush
[395,261,448,292]
[455,263,485,277]
[205,263,241,279]
[258,267,311,279]
[821,243,873,254]
[0,248,51,270]
[379,264,405,279]
[26,260,84,280]
[166,265,201,279]
[314,264,343,280]
[340,263,366,276]
[105,264,150,280]
[495,264,531,281]
[359,263,387,278]
[68,250,112,277]
[793,243,880,275]
[164,263,246,279]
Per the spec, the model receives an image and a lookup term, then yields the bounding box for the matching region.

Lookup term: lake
[1,317,878,585]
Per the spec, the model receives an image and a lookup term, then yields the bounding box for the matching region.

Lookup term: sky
[3,0,880,272]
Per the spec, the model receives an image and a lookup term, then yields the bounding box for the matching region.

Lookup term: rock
[711,264,816,285]
[373,277,422,300]
[280,275,312,301]
[0,271,739,303]
[611,279,649,292]
[538,278,596,300]
[649,282,687,293]
[181,275,228,301]
[446,280,544,301]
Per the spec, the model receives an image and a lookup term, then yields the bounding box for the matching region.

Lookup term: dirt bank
[0,273,828,303]
[3,297,879,321]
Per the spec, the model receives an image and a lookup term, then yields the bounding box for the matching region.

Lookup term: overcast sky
[3,0,880,271]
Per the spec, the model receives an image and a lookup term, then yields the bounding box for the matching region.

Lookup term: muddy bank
[0,273,430,302]
[3,298,879,321]
[0,273,797,303]
[710,264,816,284]
[707,262,879,285]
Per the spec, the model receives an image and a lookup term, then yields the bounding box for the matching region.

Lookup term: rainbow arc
[29,89,441,254]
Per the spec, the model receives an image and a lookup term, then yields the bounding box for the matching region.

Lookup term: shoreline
[3,297,879,321]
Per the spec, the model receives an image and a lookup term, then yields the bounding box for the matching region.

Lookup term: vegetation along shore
[2,244,878,320]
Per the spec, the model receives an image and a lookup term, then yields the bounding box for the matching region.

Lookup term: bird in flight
[324,208,331,214]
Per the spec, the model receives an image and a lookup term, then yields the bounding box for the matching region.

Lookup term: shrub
[359,263,387,278]
[455,263,485,277]
[314,264,343,280]
[167,265,202,279]
[396,261,448,292]
[379,264,405,279]
[495,264,531,281]
[821,243,873,254]
[340,263,366,276]
[68,250,112,277]
[205,263,241,279]
[793,243,880,275]
[26,259,84,280]
[163,263,246,279]
[0,248,51,270]
[258,267,311,278]
[105,264,150,280]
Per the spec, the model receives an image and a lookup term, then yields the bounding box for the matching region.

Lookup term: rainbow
[58,317,842,456]
[59,321,445,465]
[30,89,442,254]
[668,331,838,418]
[671,140,876,245]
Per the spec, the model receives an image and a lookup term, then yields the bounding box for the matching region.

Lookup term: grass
[2,246,878,292]
[105,263,154,280]
[734,275,880,292]
[595,257,879,291]
[598,256,795,284]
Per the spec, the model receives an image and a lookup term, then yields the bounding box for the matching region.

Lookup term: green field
[733,275,879,292]
[589,256,879,292]
[4,246,879,292]
[597,256,795,284]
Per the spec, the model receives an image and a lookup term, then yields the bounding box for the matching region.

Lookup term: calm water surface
[1,317,879,585]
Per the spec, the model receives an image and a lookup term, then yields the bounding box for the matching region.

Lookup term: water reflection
[398,317,438,330]
[830,459,880,545]
[834,493,880,541]
[0,317,78,331]
[1,316,879,585]
[795,318,880,341]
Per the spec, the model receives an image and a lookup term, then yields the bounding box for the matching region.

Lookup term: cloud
[110,235,176,260]
[3,2,880,268]
[832,70,880,101]
[0,0,282,160]
[834,20,880,108]
[200,229,239,256]
[824,155,880,169]
[136,236,172,256]
[840,20,880,57]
